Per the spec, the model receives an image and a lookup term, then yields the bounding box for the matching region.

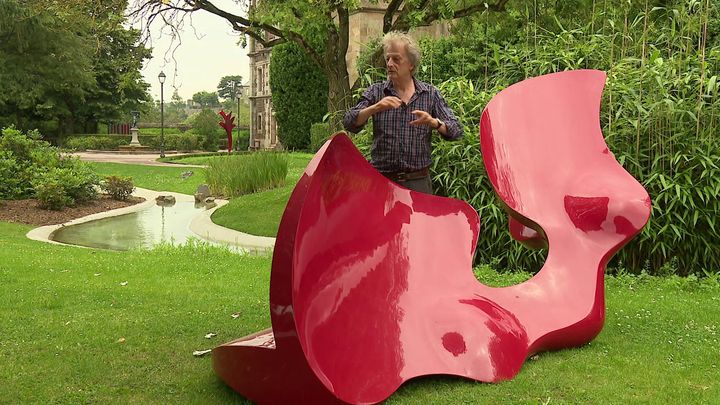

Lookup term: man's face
[385,41,414,82]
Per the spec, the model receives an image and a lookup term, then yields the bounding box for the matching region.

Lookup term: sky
[129,1,251,102]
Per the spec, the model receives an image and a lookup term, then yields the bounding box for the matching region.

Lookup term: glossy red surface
[213,70,651,404]
[218,110,236,153]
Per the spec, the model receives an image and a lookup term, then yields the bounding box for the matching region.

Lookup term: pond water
[51,201,211,251]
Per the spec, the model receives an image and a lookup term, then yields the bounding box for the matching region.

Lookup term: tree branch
[391,0,510,32]
[383,0,404,33]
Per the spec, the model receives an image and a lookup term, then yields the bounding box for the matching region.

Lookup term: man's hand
[373,96,403,113]
[409,110,437,127]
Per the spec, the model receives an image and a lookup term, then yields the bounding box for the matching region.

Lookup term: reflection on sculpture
[212,70,651,404]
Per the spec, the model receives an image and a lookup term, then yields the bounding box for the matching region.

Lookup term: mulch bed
[0,195,145,227]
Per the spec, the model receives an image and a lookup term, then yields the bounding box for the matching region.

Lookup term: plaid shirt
[343,78,463,173]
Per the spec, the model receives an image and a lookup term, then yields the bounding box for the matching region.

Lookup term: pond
[51,201,212,251]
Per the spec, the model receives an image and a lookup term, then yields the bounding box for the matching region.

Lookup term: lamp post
[235,84,245,151]
[158,71,166,158]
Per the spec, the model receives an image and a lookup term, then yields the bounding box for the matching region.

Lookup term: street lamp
[234,82,246,151]
[158,71,166,158]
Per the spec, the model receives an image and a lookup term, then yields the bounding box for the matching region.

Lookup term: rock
[204,197,215,203]
[181,171,194,179]
[205,201,217,209]
[155,195,176,206]
[194,184,211,203]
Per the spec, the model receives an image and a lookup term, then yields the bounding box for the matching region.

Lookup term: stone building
[248,0,450,150]
[248,19,278,150]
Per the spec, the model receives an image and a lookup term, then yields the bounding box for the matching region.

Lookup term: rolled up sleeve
[432,89,464,141]
[343,86,377,134]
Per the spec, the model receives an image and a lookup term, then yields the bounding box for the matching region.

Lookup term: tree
[270,42,327,150]
[192,91,220,108]
[128,0,511,130]
[0,0,151,137]
[217,75,244,100]
[0,0,95,136]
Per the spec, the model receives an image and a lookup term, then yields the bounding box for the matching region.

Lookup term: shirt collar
[383,77,430,94]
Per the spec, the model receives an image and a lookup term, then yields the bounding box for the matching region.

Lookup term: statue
[130,111,140,129]
[212,70,652,404]
[218,110,236,154]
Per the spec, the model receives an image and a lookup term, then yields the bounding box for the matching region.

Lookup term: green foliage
[189,109,223,151]
[1,126,99,205]
[101,176,135,201]
[234,129,250,151]
[353,1,720,275]
[191,91,220,108]
[209,153,314,237]
[64,136,127,151]
[89,162,206,196]
[205,153,289,197]
[216,75,244,100]
[1,218,719,402]
[270,42,328,150]
[33,180,72,210]
[309,122,331,152]
[0,0,150,138]
[31,162,99,210]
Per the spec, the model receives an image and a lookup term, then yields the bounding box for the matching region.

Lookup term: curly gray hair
[382,31,421,74]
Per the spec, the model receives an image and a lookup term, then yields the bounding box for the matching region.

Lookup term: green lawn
[172,153,314,237]
[1,220,718,403]
[90,162,207,195]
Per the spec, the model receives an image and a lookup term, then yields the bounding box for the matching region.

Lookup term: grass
[205,153,289,197]
[163,152,312,237]
[1,220,718,403]
[88,153,312,237]
[209,153,312,236]
[89,162,206,195]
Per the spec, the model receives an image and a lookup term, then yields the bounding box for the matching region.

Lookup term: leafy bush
[0,150,27,198]
[205,152,288,197]
[1,127,100,206]
[34,181,72,210]
[351,2,720,276]
[101,176,135,201]
[310,123,331,152]
[189,109,223,151]
[55,158,99,203]
[233,129,250,151]
[64,136,127,151]
[270,42,328,150]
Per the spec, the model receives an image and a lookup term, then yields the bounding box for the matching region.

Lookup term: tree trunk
[325,63,353,134]
[322,7,352,134]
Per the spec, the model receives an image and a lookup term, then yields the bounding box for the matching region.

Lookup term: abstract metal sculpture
[213,70,651,404]
[218,110,236,153]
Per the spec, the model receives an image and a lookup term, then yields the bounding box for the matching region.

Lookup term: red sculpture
[218,110,236,153]
[213,70,651,404]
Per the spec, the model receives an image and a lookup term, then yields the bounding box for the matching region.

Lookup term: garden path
[72,151,205,167]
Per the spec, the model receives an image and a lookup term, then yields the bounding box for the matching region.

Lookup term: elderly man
[343,31,463,194]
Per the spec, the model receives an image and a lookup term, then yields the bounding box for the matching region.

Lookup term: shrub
[205,152,288,197]
[270,42,328,150]
[34,181,72,210]
[64,136,126,151]
[310,123,331,152]
[234,130,250,151]
[189,109,223,151]
[101,176,135,201]
[0,150,26,198]
[1,127,100,206]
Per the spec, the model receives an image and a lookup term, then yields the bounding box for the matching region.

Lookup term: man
[343,31,463,194]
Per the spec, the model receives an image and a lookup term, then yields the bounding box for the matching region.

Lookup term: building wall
[248,0,279,150]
